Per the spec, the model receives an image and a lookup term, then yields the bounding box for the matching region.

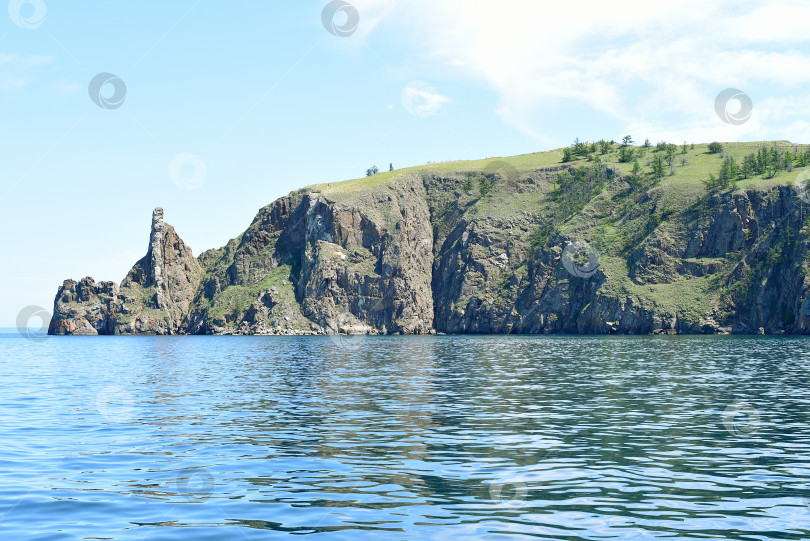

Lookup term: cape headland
[49,141,810,335]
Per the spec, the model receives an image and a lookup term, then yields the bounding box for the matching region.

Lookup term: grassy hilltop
[51,139,810,335]
[291,139,810,331]
[310,139,809,198]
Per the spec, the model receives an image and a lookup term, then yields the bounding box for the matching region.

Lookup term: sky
[2,0,810,327]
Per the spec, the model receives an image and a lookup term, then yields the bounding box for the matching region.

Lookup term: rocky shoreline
[49,161,810,336]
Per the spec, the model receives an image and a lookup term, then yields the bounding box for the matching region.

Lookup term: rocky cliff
[49,142,810,335]
[49,208,202,335]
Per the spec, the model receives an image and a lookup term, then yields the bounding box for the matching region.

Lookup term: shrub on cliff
[708,142,723,154]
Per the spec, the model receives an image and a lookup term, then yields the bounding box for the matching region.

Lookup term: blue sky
[3,0,810,326]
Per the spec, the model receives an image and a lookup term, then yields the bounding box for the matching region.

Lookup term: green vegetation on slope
[297,139,808,330]
[301,139,809,204]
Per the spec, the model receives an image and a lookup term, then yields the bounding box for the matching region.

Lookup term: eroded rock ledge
[49,169,810,335]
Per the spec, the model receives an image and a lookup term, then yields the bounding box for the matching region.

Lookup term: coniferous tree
[718,155,739,186]
[631,160,642,184]
[651,154,666,181]
[562,147,574,162]
[619,147,635,163]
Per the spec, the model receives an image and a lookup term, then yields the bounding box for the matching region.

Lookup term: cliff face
[49,208,203,335]
[184,175,435,335]
[49,278,119,335]
[48,144,810,336]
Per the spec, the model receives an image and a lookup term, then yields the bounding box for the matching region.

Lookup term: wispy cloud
[52,80,81,95]
[0,52,53,67]
[373,0,810,143]
[402,81,451,117]
[0,52,54,92]
[0,76,29,91]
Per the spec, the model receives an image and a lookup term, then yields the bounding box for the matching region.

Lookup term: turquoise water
[0,334,808,540]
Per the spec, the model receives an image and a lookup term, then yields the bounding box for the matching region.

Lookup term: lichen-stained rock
[47,147,810,336]
[49,208,203,335]
[295,181,435,334]
[115,207,203,335]
[48,277,118,335]
[186,175,434,335]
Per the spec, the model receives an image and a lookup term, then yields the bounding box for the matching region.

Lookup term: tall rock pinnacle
[149,207,166,308]
[49,207,202,335]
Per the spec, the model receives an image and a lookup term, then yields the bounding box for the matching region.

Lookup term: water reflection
[0,335,808,539]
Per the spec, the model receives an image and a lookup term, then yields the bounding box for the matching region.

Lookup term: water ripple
[0,335,808,539]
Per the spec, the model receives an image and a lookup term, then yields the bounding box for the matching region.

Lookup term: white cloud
[0,52,53,67]
[372,0,810,144]
[401,80,451,117]
[0,76,29,91]
[53,80,81,95]
[0,52,54,92]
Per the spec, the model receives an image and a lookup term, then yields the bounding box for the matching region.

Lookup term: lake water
[1,334,809,540]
